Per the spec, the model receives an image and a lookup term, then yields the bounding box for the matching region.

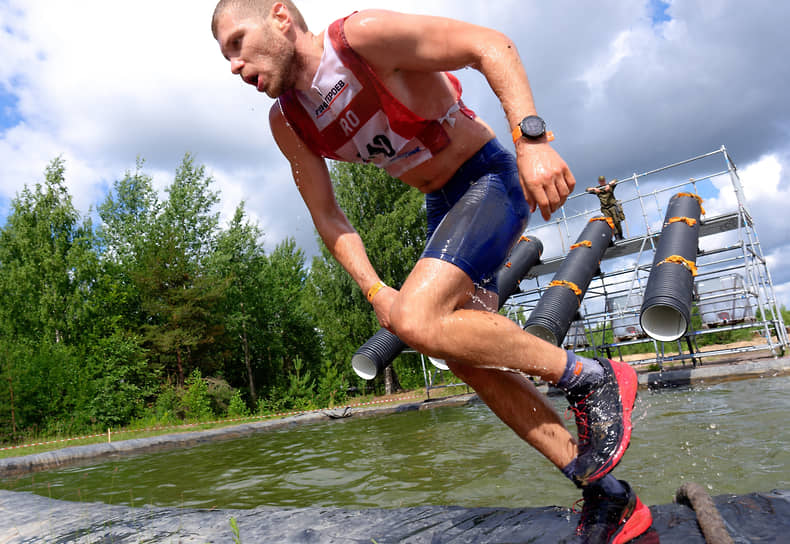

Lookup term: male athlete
[212,1,652,540]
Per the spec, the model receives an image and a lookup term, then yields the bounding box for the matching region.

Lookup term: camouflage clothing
[590,182,624,238]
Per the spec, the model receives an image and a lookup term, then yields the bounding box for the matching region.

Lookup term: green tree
[80,329,155,428]
[260,239,322,389]
[211,200,321,407]
[210,203,268,403]
[0,158,103,438]
[96,158,161,332]
[97,158,161,266]
[133,154,226,385]
[161,153,221,267]
[306,162,427,393]
[0,157,99,343]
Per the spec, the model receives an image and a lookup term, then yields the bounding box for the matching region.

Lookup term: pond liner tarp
[1,488,789,543]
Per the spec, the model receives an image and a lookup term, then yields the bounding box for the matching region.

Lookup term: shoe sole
[611,497,653,544]
[585,360,638,483]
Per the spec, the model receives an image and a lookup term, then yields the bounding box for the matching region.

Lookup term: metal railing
[503,146,789,368]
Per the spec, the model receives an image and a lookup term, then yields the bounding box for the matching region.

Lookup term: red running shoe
[566,358,637,485]
[566,480,653,543]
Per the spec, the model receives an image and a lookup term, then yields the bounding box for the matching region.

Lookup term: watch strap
[511,125,555,144]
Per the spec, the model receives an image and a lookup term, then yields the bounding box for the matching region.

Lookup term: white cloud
[580,27,654,104]
[1,0,789,304]
[707,154,784,212]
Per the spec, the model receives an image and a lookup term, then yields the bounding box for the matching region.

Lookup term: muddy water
[3,376,789,509]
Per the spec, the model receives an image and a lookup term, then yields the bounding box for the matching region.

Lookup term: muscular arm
[269,105,381,296]
[343,10,575,220]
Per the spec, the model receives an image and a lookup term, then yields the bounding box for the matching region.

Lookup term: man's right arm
[269,105,395,323]
[342,10,574,221]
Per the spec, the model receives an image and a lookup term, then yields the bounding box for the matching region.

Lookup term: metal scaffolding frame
[502,146,789,368]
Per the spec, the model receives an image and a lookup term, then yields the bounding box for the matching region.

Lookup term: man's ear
[271,2,291,32]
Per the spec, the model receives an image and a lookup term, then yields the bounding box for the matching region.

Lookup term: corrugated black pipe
[496,236,544,302]
[640,193,702,341]
[524,217,613,345]
[351,236,543,380]
[351,328,408,380]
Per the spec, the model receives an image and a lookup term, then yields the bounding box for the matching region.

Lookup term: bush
[315,360,348,408]
[181,369,214,422]
[227,390,251,418]
[392,353,427,390]
[256,395,286,416]
[154,382,182,423]
[283,356,317,411]
[206,376,234,415]
[82,330,155,429]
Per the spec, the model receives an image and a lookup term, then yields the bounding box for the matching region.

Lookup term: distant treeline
[0,155,427,444]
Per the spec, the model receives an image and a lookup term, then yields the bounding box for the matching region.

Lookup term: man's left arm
[344,10,575,220]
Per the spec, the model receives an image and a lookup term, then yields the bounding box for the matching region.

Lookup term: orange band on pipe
[675,192,706,215]
[570,240,593,250]
[590,216,615,231]
[667,216,698,227]
[658,255,698,276]
[517,235,543,256]
[549,279,582,296]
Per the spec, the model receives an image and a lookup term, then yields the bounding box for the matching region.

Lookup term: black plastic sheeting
[2,488,788,543]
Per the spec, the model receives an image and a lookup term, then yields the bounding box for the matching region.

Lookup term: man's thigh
[423,180,528,293]
[394,256,499,325]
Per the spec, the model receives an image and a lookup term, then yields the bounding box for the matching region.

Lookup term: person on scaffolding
[587,175,626,241]
[211,1,651,541]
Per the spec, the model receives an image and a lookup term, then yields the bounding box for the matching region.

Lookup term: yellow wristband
[366,280,387,302]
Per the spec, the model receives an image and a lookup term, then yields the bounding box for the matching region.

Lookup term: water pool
[4,376,789,510]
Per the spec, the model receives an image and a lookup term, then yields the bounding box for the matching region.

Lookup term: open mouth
[242,73,259,88]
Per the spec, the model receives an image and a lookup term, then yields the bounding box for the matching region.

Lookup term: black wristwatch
[516,115,546,140]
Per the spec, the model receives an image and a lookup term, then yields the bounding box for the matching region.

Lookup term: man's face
[598,178,606,186]
[215,9,297,98]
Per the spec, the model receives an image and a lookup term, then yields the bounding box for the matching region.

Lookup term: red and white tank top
[277,14,475,178]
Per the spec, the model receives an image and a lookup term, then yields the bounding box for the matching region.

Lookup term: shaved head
[211,0,308,38]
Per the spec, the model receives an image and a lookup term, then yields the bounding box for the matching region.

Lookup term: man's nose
[230,58,244,75]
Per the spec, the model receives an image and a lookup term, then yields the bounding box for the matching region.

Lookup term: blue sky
[1,0,789,307]
[0,85,14,218]
[649,0,671,24]
[0,87,21,131]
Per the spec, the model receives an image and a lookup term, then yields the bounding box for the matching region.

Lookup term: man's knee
[388,297,437,353]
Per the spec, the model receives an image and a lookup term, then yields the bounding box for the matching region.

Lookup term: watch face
[521,115,546,138]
